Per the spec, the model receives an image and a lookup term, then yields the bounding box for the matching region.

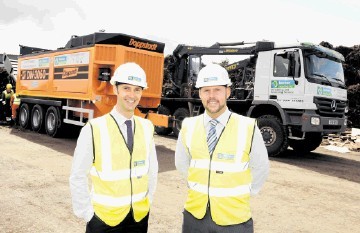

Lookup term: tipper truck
[16,32,171,137]
[159,41,348,156]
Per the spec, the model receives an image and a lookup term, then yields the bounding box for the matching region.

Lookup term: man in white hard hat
[175,63,269,233]
[70,62,158,233]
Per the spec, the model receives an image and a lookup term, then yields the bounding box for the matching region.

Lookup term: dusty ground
[0,125,359,233]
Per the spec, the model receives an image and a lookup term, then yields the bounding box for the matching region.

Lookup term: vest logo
[217,153,235,160]
[204,77,218,82]
[128,76,141,82]
[134,160,145,166]
[129,38,158,51]
[62,67,79,79]
[21,69,48,80]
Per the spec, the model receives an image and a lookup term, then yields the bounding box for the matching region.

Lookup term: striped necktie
[207,119,219,154]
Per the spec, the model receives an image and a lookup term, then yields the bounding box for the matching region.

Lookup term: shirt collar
[110,107,134,126]
[203,108,231,127]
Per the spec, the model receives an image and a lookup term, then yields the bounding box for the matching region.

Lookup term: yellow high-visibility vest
[3,90,14,100]
[13,95,20,105]
[90,114,154,226]
[181,113,256,226]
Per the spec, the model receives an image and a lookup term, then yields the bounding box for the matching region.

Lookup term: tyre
[155,105,173,135]
[172,108,190,137]
[19,103,30,129]
[45,106,61,137]
[257,115,288,157]
[31,104,44,132]
[289,132,323,153]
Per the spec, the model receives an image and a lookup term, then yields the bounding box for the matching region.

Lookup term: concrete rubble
[321,127,360,153]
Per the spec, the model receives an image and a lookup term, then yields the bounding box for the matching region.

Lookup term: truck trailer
[16,32,171,137]
[159,41,348,156]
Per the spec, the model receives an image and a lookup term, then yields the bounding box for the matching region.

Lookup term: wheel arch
[247,101,287,124]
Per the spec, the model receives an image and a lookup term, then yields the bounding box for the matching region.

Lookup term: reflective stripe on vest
[181,113,256,226]
[13,96,20,105]
[90,114,153,226]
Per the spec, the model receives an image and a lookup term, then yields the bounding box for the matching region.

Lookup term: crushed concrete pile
[321,128,360,153]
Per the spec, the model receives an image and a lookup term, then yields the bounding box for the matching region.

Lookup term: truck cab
[250,43,347,155]
[160,41,348,156]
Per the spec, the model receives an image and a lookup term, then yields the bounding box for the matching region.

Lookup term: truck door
[270,49,305,108]
[188,55,201,84]
[182,55,201,98]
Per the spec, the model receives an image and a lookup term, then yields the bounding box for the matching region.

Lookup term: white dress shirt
[69,107,158,222]
[175,108,269,195]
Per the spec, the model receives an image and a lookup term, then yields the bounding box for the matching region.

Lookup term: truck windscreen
[305,54,345,83]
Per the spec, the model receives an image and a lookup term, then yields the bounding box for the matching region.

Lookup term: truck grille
[313,97,347,117]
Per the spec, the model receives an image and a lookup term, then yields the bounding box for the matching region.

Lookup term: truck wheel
[257,115,288,157]
[19,103,30,129]
[45,106,61,137]
[172,108,190,137]
[31,104,44,132]
[289,132,323,153]
[155,105,173,135]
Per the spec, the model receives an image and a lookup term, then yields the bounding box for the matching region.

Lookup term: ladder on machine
[188,102,202,116]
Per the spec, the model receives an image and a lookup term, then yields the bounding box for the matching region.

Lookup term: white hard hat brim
[111,80,148,89]
[195,82,232,88]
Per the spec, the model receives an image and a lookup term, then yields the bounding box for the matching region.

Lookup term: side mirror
[98,68,111,81]
[287,52,299,85]
[287,52,295,77]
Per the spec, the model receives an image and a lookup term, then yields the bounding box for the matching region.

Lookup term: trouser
[11,104,19,123]
[85,210,149,233]
[182,208,253,233]
[3,103,11,121]
[0,103,4,121]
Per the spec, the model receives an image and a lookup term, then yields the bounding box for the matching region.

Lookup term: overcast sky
[1,0,359,59]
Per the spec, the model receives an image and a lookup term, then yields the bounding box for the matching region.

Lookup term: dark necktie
[124,120,133,152]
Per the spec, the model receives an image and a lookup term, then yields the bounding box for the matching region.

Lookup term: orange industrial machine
[16,32,170,137]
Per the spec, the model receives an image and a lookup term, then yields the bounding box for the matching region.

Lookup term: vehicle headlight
[311,117,320,125]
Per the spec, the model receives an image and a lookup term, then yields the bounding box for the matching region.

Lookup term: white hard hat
[110,62,147,88]
[195,64,231,88]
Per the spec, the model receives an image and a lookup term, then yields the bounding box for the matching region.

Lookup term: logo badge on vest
[134,160,145,166]
[134,160,146,179]
[217,153,235,160]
